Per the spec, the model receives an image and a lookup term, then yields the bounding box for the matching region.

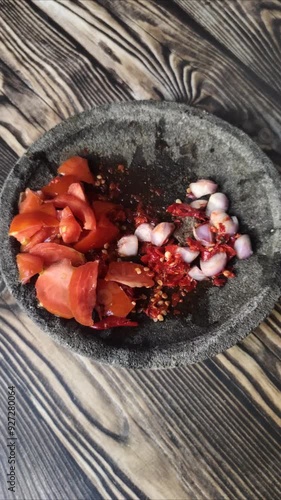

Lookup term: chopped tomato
[92,201,122,222]
[42,175,79,197]
[30,242,85,266]
[97,279,134,317]
[35,259,74,318]
[58,156,95,184]
[69,261,99,326]
[21,227,59,252]
[68,182,86,202]
[9,212,60,244]
[59,206,82,244]
[53,194,96,230]
[91,317,138,329]
[105,262,154,288]
[74,215,119,252]
[19,188,57,217]
[16,253,43,284]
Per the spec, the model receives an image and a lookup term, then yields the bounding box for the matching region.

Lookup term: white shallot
[188,266,207,281]
[190,199,208,209]
[135,223,154,242]
[234,234,253,260]
[189,179,217,198]
[117,235,138,257]
[200,252,227,277]
[193,223,214,246]
[151,222,175,247]
[206,192,229,216]
[177,247,200,263]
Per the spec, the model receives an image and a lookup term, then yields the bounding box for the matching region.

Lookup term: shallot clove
[206,193,229,216]
[117,235,138,257]
[209,211,238,235]
[200,252,227,277]
[189,179,218,199]
[135,223,154,242]
[234,234,253,260]
[177,246,200,263]
[188,266,207,281]
[151,222,175,247]
[193,223,214,246]
[190,199,208,209]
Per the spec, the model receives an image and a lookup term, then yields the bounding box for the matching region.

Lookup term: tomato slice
[105,262,154,288]
[90,317,138,329]
[59,206,82,244]
[92,201,122,222]
[69,261,99,326]
[21,227,59,252]
[68,182,86,202]
[53,194,96,230]
[74,215,119,253]
[9,212,60,244]
[19,188,57,217]
[58,156,95,184]
[35,259,74,318]
[42,175,79,197]
[16,253,44,284]
[97,279,134,317]
[30,242,85,266]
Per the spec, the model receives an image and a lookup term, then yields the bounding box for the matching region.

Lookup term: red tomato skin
[42,175,79,197]
[53,194,96,230]
[105,262,154,288]
[59,206,82,244]
[97,280,134,317]
[35,259,74,319]
[30,242,85,266]
[68,182,86,202]
[16,253,44,284]
[58,157,95,184]
[69,261,99,326]
[74,215,119,252]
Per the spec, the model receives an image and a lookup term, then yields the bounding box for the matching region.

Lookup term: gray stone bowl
[0,101,280,369]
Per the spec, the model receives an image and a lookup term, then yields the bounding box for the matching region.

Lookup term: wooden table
[1,1,281,499]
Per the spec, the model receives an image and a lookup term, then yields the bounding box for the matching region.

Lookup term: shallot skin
[200,252,227,277]
[117,235,138,257]
[189,179,218,198]
[135,223,154,242]
[206,193,229,216]
[234,234,253,260]
[151,222,175,247]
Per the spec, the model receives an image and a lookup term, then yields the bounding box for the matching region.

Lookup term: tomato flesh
[53,194,96,230]
[105,262,154,288]
[59,206,82,244]
[58,156,95,184]
[16,253,43,284]
[69,261,99,326]
[21,227,59,252]
[74,215,119,252]
[68,182,86,202]
[30,242,85,266]
[42,175,79,197]
[97,279,134,317]
[9,212,60,243]
[35,259,74,318]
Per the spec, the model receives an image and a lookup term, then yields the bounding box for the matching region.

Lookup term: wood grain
[0,1,280,499]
